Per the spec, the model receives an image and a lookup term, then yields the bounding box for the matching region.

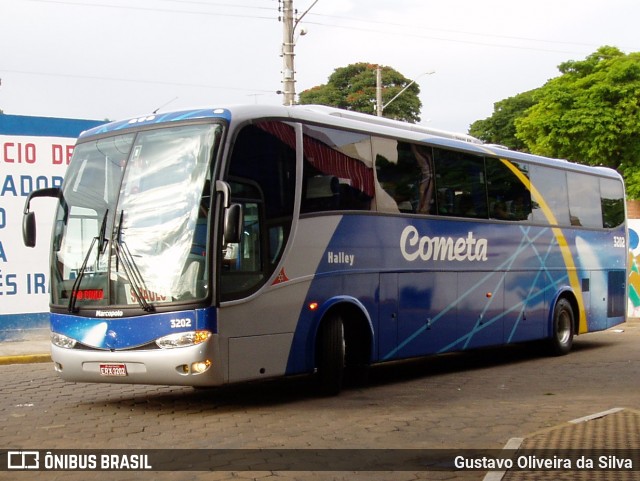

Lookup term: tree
[468,90,537,151]
[514,46,640,196]
[298,62,422,123]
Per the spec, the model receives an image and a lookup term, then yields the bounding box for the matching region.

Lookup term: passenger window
[567,173,601,227]
[433,148,487,219]
[486,158,532,221]
[301,125,374,213]
[374,139,435,214]
[530,166,570,225]
[600,177,625,228]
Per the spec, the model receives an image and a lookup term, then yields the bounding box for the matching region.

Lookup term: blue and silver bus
[23,105,627,394]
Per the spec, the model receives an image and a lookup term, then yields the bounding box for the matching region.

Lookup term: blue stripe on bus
[285,214,626,374]
[50,308,217,349]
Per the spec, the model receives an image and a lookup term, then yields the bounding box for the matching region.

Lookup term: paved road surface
[1,320,638,481]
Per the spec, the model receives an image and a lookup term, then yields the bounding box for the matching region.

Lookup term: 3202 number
[170,318,192,328]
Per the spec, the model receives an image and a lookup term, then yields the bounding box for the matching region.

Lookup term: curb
[0,354,51,365]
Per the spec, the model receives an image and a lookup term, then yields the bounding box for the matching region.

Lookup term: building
[0,114,104,340]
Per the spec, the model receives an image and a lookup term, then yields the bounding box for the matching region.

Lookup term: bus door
[217,120,298,382]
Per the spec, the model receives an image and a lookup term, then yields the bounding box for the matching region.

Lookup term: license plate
[99,363,128,377]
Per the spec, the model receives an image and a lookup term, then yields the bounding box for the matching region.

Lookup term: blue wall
[0,114,104,138]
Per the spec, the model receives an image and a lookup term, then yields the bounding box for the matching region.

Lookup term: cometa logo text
[400,226,488,262]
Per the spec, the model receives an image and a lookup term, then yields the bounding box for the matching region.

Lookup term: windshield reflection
[52,123,220,310]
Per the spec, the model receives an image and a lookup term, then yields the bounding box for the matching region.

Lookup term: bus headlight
[51,332,77,349]
[156,330,211,349]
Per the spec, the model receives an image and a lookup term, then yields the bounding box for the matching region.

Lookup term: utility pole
[280,0,317,106]
[375,66,383,117]
[281,0,295,106]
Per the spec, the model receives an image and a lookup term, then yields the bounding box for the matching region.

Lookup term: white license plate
[99,363,128,377]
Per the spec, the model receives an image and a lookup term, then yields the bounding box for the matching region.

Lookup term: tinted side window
[301,125,374,213]
[222,121,297,300]
[486,158,532,221]
[567,172,601,227]
[374,138,435,214]
[530,165,570,225]
[600,177,625,228]
[230,122,296,221]
[433,148,487,219]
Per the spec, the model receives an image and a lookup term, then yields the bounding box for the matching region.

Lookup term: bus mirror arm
[22,187,61,248]
[216,180,243,244]
[215,180,231,208]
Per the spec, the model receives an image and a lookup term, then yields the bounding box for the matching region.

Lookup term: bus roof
[79,108,233,138]
[79,104,622,181]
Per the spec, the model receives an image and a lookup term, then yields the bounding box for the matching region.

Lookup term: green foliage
[298,62,422,123]
[471,46,640,198]
[469,90,537,151]
[515,46,640,196]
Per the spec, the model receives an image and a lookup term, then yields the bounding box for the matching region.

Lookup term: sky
[1,0,639,133]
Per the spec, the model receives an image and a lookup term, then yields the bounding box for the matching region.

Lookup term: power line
[11,0,636,100]
[23,0,276,20]
[24,0,612,53]
[156,0,275,11]
[21,0,630,55]
[0,68,275,94]
[307,11,605,51]
[302,19,592,56]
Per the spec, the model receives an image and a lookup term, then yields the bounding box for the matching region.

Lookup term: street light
[376,70,435,117]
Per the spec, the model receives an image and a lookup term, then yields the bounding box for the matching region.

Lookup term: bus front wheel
[548,298,575,356]
[316,314,345,396]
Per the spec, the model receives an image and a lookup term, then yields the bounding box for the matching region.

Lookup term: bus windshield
[52,123,221,311]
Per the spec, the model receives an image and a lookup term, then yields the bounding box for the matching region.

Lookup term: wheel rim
[557,310,572,345]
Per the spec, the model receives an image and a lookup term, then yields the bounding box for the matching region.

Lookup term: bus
[23,105,627,394]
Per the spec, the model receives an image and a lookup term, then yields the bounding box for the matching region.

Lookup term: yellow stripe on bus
[497,157,587,333]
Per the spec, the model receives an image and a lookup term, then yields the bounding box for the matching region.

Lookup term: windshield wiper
[113,211,154,312]
[98,208,109,254]
[68,210,109,313]
[68,237,97,313]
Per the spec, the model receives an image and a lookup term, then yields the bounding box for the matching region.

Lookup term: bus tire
[316,314,345,396]
[548,298,574,356]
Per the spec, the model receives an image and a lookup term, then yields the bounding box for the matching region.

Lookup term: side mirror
[224,203,243,244]
[22,186,61,248]
[23,211,37,247]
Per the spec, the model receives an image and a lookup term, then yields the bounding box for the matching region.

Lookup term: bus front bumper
[50,336,224,387]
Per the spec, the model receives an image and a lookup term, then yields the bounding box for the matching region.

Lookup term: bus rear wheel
[316,314,345,396]
[548,298,575,356]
